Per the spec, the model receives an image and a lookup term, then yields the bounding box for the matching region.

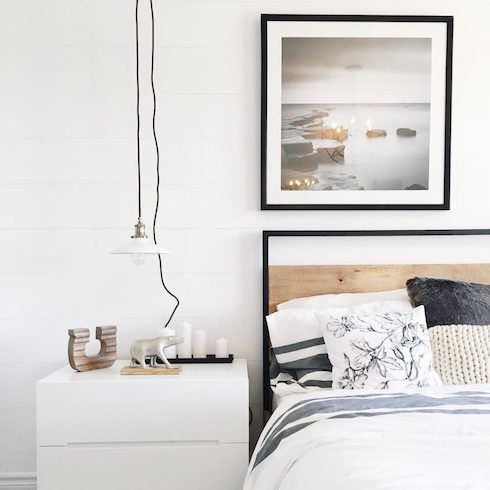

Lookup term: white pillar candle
[215,338,229,359]
[157,327,176,359]
[177,322,192,359]
[192,329,207,358]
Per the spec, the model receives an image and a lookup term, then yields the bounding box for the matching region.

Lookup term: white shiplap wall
[1,0,490,486]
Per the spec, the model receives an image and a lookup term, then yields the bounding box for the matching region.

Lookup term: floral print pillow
[320,306,442,390]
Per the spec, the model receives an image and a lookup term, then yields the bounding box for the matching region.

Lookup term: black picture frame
[262,228,490,421]
[261,15,454,210]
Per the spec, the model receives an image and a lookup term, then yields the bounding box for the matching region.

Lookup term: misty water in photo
[281,103,430,191]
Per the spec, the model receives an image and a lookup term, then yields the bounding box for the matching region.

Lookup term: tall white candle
[157,327,176,359]
[215,338,229,359]
[192,329,207,358]
[177,322,192,359]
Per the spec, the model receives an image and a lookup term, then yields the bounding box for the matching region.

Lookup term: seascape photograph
[281,37,432,192]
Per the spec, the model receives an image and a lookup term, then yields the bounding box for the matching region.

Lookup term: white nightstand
[36,359,249,490]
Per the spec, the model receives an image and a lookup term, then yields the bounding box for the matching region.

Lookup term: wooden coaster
[120,366,182,376]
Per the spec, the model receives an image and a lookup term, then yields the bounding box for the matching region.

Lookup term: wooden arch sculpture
[68,326,117,372]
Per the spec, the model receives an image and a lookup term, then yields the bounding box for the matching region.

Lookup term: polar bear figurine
[129,335,183,369]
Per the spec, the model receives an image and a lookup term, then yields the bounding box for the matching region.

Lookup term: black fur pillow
[406,277,490,327]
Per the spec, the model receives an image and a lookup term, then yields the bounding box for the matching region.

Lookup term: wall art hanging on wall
[261,15,453,210]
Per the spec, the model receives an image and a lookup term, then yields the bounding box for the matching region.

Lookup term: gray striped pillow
[267,309,333,390]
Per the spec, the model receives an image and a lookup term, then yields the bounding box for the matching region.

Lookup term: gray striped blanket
[245,386,490,489]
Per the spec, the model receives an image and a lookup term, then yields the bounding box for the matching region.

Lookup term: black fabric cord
[135,0,142,219]
[148,0,180,328]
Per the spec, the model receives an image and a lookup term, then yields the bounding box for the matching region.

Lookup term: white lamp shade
[111,237,170,255]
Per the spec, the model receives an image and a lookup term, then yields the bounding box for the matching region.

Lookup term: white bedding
[272,389,303,411]
[245,385,490,490]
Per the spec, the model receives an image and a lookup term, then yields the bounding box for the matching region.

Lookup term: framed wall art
[261,15,453,210]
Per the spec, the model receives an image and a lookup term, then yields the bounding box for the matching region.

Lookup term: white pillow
[267,308,332,391]
[320,305,442,390]
[277,288,411,311]
[267,301,414,392]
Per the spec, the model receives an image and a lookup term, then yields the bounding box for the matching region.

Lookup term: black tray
[153,354,234,365]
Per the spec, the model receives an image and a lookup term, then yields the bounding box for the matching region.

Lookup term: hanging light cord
[148,0,180,329]
[135,0,142,219]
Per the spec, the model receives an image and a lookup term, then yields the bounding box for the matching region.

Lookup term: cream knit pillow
[429,325,490,384]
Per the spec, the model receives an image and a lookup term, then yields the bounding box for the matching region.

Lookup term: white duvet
[245,385,490,490]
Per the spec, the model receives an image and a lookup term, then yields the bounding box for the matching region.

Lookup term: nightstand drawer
[38,443,248,490]
[37,360,249,489]
[37,374,248,445]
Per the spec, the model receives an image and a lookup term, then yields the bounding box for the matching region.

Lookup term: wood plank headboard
[262,229,490,422]
[268,263,490,314]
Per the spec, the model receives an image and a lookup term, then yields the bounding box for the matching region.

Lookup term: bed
[247,386,490,489]
[246,230,490,489]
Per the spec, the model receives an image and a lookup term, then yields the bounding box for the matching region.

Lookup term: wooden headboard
[262,229,490,422]
[268,263,490,314]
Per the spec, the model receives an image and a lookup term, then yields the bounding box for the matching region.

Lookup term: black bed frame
[261,229,490,422]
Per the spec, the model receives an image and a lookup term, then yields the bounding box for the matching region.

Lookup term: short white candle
[192,329,207,358]
[215,338,229,359]
[177,322,192,359]
[158,327,176,359]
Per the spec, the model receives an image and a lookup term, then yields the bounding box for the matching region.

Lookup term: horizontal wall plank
[0,409,35,454]
[0,453,36,474]
[155,94,259,140]
[154,47,259,95]
[0,46,134,94]
[0,363,63,409]
[0,45,259,95]
[0,137,258,185]
[0,93,259,139]
[0,92,134,139]
[0,272,261,319]
[0,0,134,48]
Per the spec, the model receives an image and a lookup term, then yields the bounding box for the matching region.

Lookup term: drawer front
[37,378,248,445]
[37,443,248,490]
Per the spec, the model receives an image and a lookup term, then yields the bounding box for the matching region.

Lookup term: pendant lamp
[112,0,179,327]
[112,0,167,263]
[112,218,170,265]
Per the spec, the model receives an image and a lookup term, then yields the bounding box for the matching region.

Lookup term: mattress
[246,385,490,489]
